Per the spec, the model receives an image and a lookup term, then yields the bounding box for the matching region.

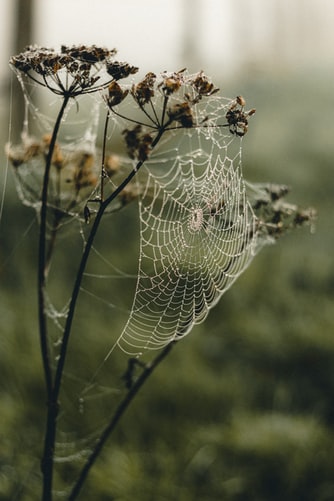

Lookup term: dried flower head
[106,61,138,81]
[104,154,121,177]
[158,69,186,96]
[190,71,219,98]
[6,138,41,168]
[167,102,194,128]
[105,81,129,107]
[70,152,98,192]
[251,183,316,238]
[131,72,156,105]
[10,45,135,98]
[225,96,256,137]
[122,125,153,161]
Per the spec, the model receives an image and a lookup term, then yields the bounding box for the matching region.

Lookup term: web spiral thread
[117,118,259,355]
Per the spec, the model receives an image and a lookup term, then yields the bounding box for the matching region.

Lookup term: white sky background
[1,0,333,80]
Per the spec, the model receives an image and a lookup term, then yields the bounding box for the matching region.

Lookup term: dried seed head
[131,72,156,105]
[60,45,116,63]
[72,152,98,191]
[236,95,246,107]
[106,61,138,80]
[122,125,153,161]
[191,71,219,98]
[106,81,129,107]
[225,97,256,137]
[6,139,41,168]
[105,154,120,176]
[9,45,135,98]
[167,102,194,128]
[158,69,186,95]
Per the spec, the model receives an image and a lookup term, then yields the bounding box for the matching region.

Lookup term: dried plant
[6,45,315,500]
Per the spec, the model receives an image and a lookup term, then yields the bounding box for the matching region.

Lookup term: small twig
[100,111,110,202]
[122,357,146,389]
[38,94,70,398]
[69,341,175,501]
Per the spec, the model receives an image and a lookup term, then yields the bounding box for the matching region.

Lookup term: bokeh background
[0,1,333,500]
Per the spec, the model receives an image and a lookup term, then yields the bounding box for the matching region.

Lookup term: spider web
[6,68,271,360]
[115,108,261,355]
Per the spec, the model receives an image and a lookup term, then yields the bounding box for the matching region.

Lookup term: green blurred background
[0,1,333,500]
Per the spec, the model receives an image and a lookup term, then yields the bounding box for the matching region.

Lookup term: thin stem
[45,170,63,276]
[69,342,175,501]
[109,107,157,129]
[39,93,70,501]
[100,111,110,202]
[38,94,70,397]
[149,97,161,126]
[44,213,60,277]
[160,94,169,126]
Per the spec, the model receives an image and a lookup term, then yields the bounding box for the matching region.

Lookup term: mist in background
[1,0,333,75]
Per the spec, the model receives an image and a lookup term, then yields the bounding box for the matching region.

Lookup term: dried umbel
[105,70,250,163]
[250,183,317,239]
[10,45,138,97]
[225,95,256,137]
[190,71,219,98]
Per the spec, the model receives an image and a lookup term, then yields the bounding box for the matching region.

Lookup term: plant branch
[39,93,70,501]
[100,111,110,202]
[68,341,175,501]
[38,94,70,396]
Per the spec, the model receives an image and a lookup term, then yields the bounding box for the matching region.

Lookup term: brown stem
[69,342,175,501]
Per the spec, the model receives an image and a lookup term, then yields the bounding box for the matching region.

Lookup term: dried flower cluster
[252,184,316,238]
[225,95,256,137]
[132,71,156,105]
[7,45,260,221]
[122,125,153,162]
[104,69,224,161]
[6,135,138,217]
[10,45,138,97]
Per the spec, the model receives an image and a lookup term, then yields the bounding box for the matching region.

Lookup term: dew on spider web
[103,86,271,357]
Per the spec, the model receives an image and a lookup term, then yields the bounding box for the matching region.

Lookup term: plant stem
[43,119,170,500]
[39,93,70,501]
[44,211,62,277]
[69,341,175,501]
[100,111,110,202]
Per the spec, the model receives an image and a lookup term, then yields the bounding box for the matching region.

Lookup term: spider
[225,96,256,137]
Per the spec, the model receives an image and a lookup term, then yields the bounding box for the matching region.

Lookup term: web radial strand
[117,124,259,355]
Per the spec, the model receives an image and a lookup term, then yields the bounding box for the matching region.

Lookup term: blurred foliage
[1,68,334,500]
